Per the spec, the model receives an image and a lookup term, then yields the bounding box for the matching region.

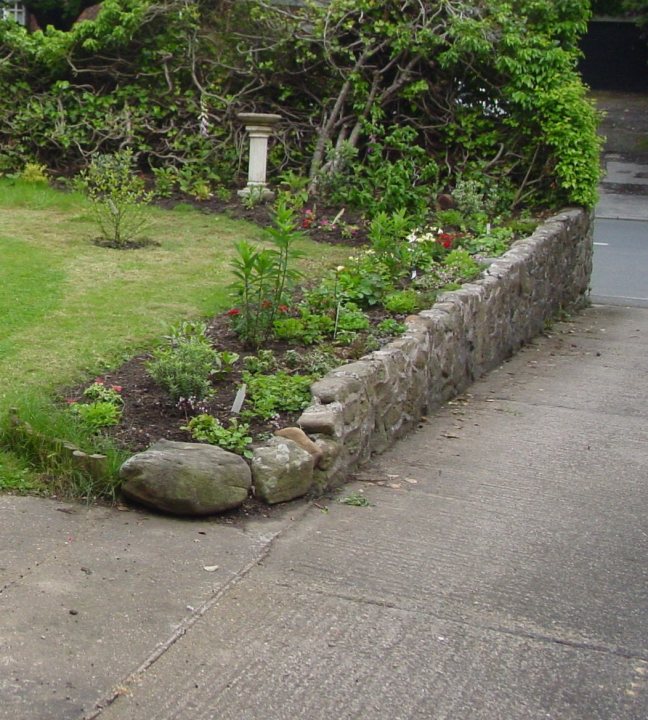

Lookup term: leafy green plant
[19,162,49,184]
[71,400,122,433]
[367,209,414,281]
[384,290,421,315]
[459,227,513,257]
[444,249,483,281]
[151,166,179,198]
[242,349,277,374]
[242,371,313,421]
[335,304,370,333]
[83,381,123,406]
[376,318,407,337]
[331,255,391,308]
[183,414,253,458]
[229,196,305,347]
[146,332,219,403]
[339,490,372,507]
[328,124,439,219]
[75,149,154,248]
[283,348,338,375]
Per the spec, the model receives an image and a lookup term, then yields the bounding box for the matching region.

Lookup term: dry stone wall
[298,208,593,493]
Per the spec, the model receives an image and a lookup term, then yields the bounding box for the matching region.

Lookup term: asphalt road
[590,93,648,308]
[591,218,648,307]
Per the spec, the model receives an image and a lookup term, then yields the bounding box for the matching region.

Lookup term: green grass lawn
[0,180,346,493]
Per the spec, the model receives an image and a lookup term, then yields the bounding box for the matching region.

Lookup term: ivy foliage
[0,0,601,209]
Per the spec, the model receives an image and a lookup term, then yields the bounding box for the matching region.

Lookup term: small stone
[252,438,314,505]
[275,427,324,467]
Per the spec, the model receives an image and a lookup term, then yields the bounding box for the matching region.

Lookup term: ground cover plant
[0,177,346,499]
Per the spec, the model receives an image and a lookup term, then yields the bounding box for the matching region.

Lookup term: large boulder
[251,437,314,505]
[120,439,251,516]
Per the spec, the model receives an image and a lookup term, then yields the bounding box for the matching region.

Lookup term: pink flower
[111,385,123,393]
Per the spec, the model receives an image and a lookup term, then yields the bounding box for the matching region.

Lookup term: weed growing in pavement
[339,490,372,507]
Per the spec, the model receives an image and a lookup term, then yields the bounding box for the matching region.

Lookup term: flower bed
[117,207,592,511]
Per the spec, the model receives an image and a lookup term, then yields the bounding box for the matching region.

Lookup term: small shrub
[151,165,178,198]
[146,334,220,403]
[75,149,154,248]
[183,414,253,458]
[19,162,49,184]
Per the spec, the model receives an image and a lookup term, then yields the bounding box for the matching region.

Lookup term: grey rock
[252,438,314,505]
[120,439,251,516]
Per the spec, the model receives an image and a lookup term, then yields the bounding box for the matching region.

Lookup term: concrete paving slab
[91,305,648,720]
[98,577,647,720]
[0,498,302,720]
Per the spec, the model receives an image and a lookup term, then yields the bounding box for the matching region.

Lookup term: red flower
[261,299,272,309]
[438,232,454,249]
[65,398,77,405]
[226,308,241,316]
[301,209,315,229]
[278,305,290,314]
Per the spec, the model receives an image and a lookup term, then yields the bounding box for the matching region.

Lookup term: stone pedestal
[237,112,282,201]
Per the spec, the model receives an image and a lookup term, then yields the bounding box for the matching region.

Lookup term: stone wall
[297,208,593,493]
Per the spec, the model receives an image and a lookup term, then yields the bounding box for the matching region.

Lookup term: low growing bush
[146,327,221,403]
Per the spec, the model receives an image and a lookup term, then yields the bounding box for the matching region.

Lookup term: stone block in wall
[251,437,314,505]
[298,402,344,437]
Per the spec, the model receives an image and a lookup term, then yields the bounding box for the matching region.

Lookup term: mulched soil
[155,193,370,246]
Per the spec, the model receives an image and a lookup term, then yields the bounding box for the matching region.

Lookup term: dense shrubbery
[0,0,601,209]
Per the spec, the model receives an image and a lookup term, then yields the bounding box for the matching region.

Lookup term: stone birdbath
[237,112,282,201]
